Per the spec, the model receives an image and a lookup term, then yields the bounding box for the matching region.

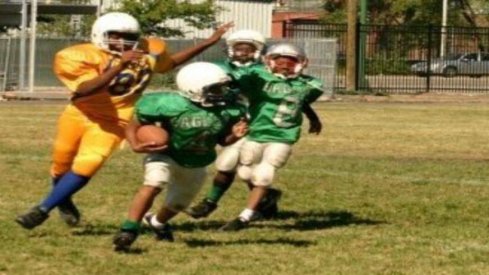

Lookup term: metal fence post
[427,24,432,93]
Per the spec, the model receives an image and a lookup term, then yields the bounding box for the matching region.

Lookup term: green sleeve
[135,92,185,124]
[303,76,324,103]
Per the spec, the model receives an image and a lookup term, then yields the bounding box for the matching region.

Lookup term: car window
[447,54,462,60]
[463,53,478,61]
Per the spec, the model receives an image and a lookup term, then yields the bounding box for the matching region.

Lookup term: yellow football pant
[50,106,126,178]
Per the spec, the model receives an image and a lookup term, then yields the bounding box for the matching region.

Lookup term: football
[138,37,166,55]
[136,125,169,146]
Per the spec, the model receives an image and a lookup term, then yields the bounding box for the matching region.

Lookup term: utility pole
[19,0,27,90]
[28,0,37,93]
[440,0,448,57]
[346,0,358,92]
[359,0,367,88]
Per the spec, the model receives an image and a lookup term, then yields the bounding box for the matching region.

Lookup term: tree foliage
[36,15,95,38]
[29,0,220,38]
[321,0,489,27]
[116,0,221,37]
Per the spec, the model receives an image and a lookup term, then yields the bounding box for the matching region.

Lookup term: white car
[411,52,489,77]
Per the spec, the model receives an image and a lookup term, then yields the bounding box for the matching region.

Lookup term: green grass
[2,99,489,274]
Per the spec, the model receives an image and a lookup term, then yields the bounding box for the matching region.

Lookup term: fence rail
[0,37,335,98]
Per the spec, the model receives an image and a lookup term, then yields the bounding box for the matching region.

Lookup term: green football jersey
[214,60,264,81]
[135,92,245,168]
[214,60,265,104]
[237,67,324,144]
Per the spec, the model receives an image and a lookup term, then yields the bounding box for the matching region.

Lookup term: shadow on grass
[70,210,383,238]
[71,222,120,236]
[184,237,314,248]
[270,209,385,231]
[174,209,384,232]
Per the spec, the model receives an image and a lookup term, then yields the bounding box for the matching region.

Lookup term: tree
[117,0,222,37]
[33,0,221,38]
[321,0,489,27]
[36,15,96,38]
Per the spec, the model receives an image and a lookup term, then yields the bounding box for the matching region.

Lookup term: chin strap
[267,60,303,79]
[231,61,253,67]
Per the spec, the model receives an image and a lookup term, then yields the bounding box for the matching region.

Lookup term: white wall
[95,0,273,38]
[160,0,273,39]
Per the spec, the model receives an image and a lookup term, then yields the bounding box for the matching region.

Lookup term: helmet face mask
[176,62,232,107]
[230,43,258,65]
[105,31,141,52]
[264,43,308,79]
[91,12,141,54]
[226,30,265,66]
[201,81,231,106]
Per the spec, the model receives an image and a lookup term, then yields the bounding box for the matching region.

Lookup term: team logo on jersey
[264,82,293,95]
[106,57,152,96]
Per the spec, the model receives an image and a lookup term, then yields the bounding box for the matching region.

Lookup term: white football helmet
[176,62,232,107]
[264,42,308,78]
[91,12,141,53]
[226,30,266,65]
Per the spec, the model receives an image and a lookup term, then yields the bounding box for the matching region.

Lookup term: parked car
[411,52,489,77]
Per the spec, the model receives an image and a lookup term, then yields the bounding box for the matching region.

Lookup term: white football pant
[144,155,207,212]
[237,139,292,186]
[214,138,246,172]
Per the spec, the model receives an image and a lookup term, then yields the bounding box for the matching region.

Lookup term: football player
[186,31,322,220]
[15,12,233,230]
[113,62,248,251]
[219,42,324,231]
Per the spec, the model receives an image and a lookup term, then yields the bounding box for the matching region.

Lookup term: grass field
[2,97,489,274]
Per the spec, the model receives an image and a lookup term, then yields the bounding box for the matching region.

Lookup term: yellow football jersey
[53,38,174,124]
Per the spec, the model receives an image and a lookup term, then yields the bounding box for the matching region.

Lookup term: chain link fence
[0,37,336,99]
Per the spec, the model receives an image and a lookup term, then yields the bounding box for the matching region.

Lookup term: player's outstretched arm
[303,104,322,135]
[170,22,234,67]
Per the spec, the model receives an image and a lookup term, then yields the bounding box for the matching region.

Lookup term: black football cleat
[144,214,174,242]
[58,199,81,226]
[219,218,249,231]
[113,230,139,252]
[256,188,282,219]
[15,206,49,230]
[184,199,218,219]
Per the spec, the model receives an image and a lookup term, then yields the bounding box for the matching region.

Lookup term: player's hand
[308,119,322,135]
[207,22,234,43]
[131,141,168,153]
[232,118,248,138]
[120,50,145,66]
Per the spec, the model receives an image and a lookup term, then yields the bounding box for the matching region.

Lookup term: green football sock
[121,220,141,232]
[206,185,229,203]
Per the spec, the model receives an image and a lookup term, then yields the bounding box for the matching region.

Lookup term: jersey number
[272,96,300,128]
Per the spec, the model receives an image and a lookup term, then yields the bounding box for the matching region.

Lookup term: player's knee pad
[239,140,264,166]
[251,162,276,187]
[237,164,253,182]
[143,161,171,188]
[215,146,240,172]
[51,147,78,177]
[263,143,292,168]
[72,154,107,177]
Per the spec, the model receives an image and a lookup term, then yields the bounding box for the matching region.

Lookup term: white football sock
[239,208,255,222]
[151,215,165,229]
